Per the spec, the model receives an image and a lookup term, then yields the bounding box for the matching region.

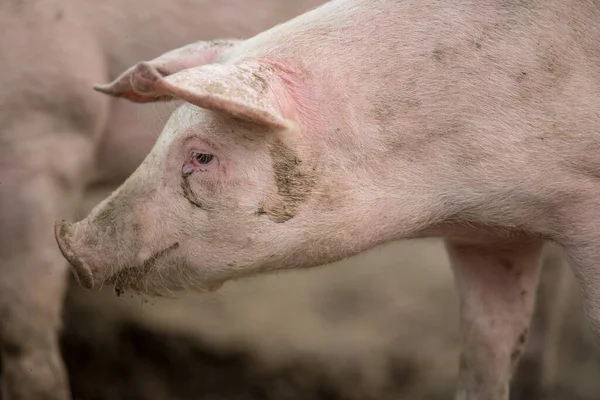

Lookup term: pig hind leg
[444,238,544,400]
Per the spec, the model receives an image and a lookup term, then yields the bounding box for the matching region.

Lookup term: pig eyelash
[182,150,218,177]
[193,152,214,165]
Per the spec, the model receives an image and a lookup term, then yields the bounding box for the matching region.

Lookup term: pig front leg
[510,243,570,400]
[444,238,544,400]
[556,203,600,347]
[0,118,98,400]
[565,243,600,344]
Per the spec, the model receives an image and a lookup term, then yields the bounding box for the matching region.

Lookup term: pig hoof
[54,220,95,290]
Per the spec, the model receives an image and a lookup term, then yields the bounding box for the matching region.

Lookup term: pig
[510,243,572,399]
[0,0,326,399]
[52,0,600,399]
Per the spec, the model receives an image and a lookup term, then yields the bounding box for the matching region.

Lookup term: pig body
[54,1,600,399]
[0,0,325,398]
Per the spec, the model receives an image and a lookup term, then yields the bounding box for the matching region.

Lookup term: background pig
[54,1,600,399]
[0,0,325,399]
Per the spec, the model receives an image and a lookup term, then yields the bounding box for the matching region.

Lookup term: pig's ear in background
[93,39,242,103]
[112,61,293,130]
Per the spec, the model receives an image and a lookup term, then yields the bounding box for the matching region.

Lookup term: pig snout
[54,181,172,293]
[54,201,143,291]
[53,166,173,293]
[54,219,102,290]
[54,216,146,292]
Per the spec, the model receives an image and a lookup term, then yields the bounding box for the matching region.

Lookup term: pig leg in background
[0,117,99,400]
[0,6,111,398]
[510,243,571,400]
[444,239,544,400]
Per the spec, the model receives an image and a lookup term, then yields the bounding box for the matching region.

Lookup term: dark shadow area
[59,286,424,400]
[58,263,600,400]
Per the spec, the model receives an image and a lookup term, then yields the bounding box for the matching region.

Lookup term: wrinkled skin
[54,1,600,399]
[0,0,325,399]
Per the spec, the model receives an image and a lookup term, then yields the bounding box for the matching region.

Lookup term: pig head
[54,39,366,296]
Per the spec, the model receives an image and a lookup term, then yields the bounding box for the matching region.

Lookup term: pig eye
[193,153,214,165]
[182,150,217,176]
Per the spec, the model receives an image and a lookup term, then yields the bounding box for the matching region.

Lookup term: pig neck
[229,1,454,242]
[230,0,583,247]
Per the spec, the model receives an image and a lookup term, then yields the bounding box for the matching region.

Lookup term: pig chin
[105,242,182,297]
[107,258,225,298]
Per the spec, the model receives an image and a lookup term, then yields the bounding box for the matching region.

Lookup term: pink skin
[0,1,326,399]
[53,1,600,399]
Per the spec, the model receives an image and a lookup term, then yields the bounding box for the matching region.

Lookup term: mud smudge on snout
[110,242,180,297]
[93,181,152,229]
[261,139,317,223]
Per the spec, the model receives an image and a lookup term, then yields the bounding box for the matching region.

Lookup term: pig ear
[125,61,293,130]
[93,39,242,103]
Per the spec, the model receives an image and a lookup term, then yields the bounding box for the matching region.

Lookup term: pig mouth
[55,220,183,294]
[107,242,181,296]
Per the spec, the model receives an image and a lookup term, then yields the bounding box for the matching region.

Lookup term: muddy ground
[53,188,600,400]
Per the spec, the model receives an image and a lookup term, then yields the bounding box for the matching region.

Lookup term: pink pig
[55,0,600,399]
